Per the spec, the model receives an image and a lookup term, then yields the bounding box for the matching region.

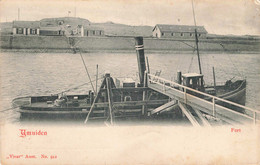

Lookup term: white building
[152,24,207,39]
[13,21,40,35]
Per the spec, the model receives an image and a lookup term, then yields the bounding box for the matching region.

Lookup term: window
[18,28,23,34]
[93,31,95,35]
[189,79,192,85]
[198,34,201,37]
[190,33,193,37]
[162,32,164,36]
[181,33,183,37]
[171,33,174,36]
[31,29,36,34]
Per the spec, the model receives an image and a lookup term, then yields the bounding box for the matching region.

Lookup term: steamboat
[12,36,246,123]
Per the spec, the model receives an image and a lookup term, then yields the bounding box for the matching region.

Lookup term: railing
[147,73,260,124]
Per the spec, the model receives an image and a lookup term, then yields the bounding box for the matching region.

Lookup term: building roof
[40,26,62,31]
[153,24,207,33]
[13,21,40,28]
[40,17,91,27]
[84,25,104,31]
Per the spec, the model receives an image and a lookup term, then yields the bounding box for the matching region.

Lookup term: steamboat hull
[15,87,180,120]
[15,80,246,120]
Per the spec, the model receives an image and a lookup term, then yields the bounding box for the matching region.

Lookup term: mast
[18,8,20,21]
[191,0,202,74]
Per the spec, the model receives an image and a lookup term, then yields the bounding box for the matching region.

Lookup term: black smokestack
[135,37,146,86]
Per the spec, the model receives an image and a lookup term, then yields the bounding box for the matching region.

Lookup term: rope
[0,107,18,112]
[56,77,103,94]
[178,40,196,49]
[211,55,242,79]
[226,53,243,78]
[201,52,210,79]
[177,52,183,71]
[0,78,104,113]
[78,49,96,94]
[188,52,195,73]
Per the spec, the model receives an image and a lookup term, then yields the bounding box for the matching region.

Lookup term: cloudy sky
[0,0,260,35]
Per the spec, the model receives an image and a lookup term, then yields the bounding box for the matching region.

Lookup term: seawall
[1,35,260,53]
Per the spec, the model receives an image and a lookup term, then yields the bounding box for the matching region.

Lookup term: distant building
[84,26,104,37]
[39,27,65,36]
[77,25,84,37]
[13,21,40,35]
[36,17,91,37]
[12,18,105,37]
[70,25,84,37]
[40,17,90,27]
[152,24,207,39]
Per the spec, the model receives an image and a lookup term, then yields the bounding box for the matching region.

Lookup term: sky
[0,0,260,35]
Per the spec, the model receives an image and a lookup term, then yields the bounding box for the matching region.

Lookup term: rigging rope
[188,51,195,73]
[0,77,104,113]
[193,9,243,79]
[178,40,196,50]
[56,77,103,94]
[0,107,18,112]
[63,33,97,93]
[212,55,242,79]
[78,49,97,94]
[212,55,229,76]
[226,53,243,78]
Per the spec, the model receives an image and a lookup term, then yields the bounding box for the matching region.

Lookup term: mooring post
[184,88,187,104]
[135,37,146,86]
[213,67,216,90]
[177,71,182,84]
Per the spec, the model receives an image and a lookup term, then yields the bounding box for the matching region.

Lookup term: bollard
[177,71,182,84]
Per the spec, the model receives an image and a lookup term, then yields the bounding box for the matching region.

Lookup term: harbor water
[0,52,260,124]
